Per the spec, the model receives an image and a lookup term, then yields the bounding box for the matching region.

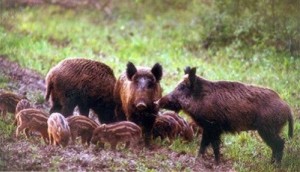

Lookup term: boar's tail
[288,113,294,138]
[45,81,53,101]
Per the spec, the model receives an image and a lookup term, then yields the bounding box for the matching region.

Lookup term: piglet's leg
[125,141,130,149]
[111,142,117,150]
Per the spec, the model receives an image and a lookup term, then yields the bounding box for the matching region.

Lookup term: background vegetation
[0,0,299,171]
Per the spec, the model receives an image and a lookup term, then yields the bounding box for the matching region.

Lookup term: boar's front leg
[199,129,222,164]
[142,115,156,147]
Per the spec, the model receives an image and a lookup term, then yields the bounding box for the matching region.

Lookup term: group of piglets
[1,92,144,149]
[1,57,293,165]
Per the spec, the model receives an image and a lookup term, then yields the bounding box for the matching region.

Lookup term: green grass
[0,2,299,171]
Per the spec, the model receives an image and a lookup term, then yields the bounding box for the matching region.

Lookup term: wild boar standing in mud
[67,115,99,146]
[47,112,71,147]
[45,58,117,123]
[114,62,163,147]
[91,121,142,150]
[0,92,23,119]
[15,108,49,144]
[158,67,293,164]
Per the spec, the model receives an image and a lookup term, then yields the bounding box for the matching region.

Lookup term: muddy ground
[0,57,234,171]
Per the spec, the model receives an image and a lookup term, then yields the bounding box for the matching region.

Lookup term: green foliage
[0,1,299,171]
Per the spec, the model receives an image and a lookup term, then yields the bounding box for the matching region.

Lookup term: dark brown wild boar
[91,121,142,150]
[47,112,71,147]
[162,111,194,142]
[67,115,99,146]
[114,62,163,146]
[15,108,49,144]
[152,114,181,143]
[0,92,23,119]
[158,67,293,164]
[45,58,117,123]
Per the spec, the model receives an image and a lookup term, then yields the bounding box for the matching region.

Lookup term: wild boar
[14,99,32,125]
[114,62,163,146]
[152,114,181,142]
[162,111,194,142]
[158,67,293,164]
[91,121,142,150]
[47,112,71,147]
[45,58,117,123]
[0,92,23,119]
[67,115,99,146]
[15,98,32,114]
[15,108,49,144]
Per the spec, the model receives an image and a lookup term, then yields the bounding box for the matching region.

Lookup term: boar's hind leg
[258,129,284,164]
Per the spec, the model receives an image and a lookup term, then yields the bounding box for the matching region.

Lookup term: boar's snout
[157,95,182,113]
[136,102,147,111]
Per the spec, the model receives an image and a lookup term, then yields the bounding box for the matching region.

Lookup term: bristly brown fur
[45,58,117,123]
[15,108,49,144]
[47,112,71,147]
[152,114,181,143]
[15,99,32,114]
[162,111,194,142]
[67,115,99,146]
[158,67,293,164]
[113,62,163,147]
[91,121,142,150]
[0,92,23,119]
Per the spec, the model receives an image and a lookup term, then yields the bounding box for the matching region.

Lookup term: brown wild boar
[45,58,117,123]
[114,62,163,146]
[15,108,49,144]
[158,67,293,164]
[91,121,142,150]
[162,111,194,142]
[0,92,23,119]
[47,112,71,147]
[152,114,181,142]
[67,115,99,146]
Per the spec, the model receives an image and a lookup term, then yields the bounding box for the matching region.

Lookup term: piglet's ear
[126,62,137,80]
[188,67,196,88]
[151,63,163,82]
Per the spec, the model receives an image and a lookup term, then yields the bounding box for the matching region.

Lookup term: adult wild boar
[45,58,117,123]
[158,67,293,164]
[114,62,163,146]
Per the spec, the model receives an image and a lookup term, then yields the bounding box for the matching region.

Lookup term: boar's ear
[188,67,197,88]
[184,66,191,75]
[126,62,137,80]
[151,63,163,82]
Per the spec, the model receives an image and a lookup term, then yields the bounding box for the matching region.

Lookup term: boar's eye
[147,81,155,89]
